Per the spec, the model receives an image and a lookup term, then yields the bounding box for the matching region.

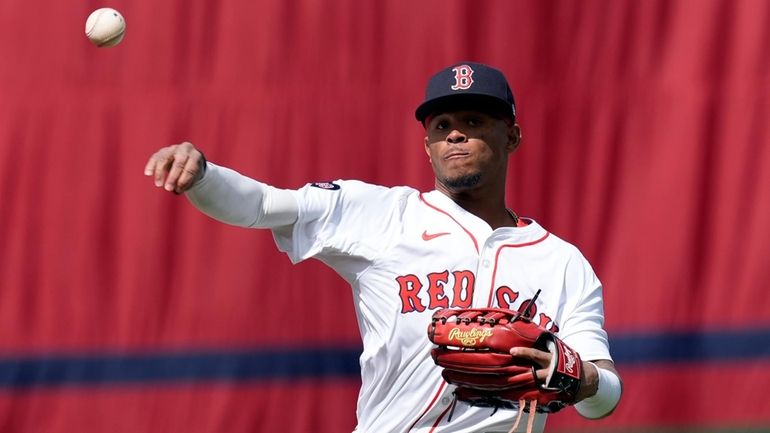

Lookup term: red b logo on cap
[451,65,474,90]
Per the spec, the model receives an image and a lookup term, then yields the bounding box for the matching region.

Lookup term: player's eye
[467,118,482,127]
[435,120,450,130]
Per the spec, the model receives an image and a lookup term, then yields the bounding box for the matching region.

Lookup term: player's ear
[424,136,432,159]
[506,123,522,153]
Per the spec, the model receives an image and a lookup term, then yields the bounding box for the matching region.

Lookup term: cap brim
[415,94,514,122]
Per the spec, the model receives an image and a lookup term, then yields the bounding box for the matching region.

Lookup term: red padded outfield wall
[1,0,769,432]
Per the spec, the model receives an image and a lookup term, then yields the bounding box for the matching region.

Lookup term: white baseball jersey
[269,179,612,433]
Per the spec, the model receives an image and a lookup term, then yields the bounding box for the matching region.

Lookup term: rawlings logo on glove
[447,328,493,345]
[427,291,582,415]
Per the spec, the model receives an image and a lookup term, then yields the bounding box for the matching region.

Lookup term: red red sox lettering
[396,270,560,333]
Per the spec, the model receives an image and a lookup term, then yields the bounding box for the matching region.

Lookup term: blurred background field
[1,0,769,432]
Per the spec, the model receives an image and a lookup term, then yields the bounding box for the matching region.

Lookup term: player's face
[424,111,520,192]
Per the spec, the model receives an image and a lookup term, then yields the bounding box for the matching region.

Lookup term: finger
[533,367,550,383]
[164,153,190,192]
[144,147,170,178]
[510,347,552,369]
[145,147,177,187]
[510,347,552,384]
[175,153,203,193]
[143,155,157,177]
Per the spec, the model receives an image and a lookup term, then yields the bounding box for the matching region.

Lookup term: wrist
[193,150,208,186]
[574,362,622,419]
[575,361,600,402]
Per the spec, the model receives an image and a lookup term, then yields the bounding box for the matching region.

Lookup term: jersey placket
[474,235,499,308]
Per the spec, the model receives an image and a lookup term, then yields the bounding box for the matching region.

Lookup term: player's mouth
[444,151,471,160]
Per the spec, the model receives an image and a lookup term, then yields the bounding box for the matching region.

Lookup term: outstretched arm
[144,142,299,228]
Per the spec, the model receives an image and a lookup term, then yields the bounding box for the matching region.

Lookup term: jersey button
[441,397,451,405]
[482,259,490,267]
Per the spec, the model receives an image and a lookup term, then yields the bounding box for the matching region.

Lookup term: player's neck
[437,184,517,229]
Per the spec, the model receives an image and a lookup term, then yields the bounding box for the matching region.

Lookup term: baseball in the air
[85,8,126,47]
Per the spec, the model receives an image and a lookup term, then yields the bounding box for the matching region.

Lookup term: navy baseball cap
[415,62,516,123]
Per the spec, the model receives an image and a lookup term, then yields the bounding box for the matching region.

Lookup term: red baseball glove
[427,298,582,414]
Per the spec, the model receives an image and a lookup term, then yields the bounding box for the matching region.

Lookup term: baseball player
[144,62,622,433]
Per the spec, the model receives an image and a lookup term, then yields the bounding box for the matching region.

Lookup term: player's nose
[446,129,468,144]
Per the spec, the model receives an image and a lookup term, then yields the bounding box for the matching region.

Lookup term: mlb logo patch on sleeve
[310,182,341,190]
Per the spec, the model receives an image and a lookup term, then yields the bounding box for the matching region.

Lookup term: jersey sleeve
[272,180,408,265]
[558,248,613,363]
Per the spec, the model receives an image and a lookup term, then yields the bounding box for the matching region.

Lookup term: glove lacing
[446,395,458,422]
[507,399,537,433]
[447,396,538,433]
